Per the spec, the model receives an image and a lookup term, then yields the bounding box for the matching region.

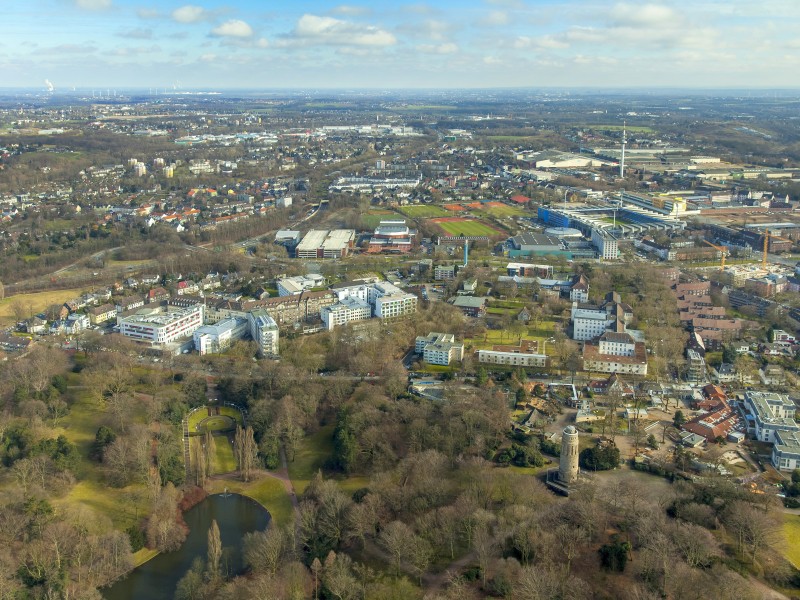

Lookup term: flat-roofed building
[477,341,547,368]
[248,309,279,357]
[772,430,800,472]
[119,304,205,345]
[744,391,798,443]
[368,219,414,253]
[295,229,355,259]
[277,274,326,297]
[415,332,464,366]
[193,316,248,355]
[321,296,371,330]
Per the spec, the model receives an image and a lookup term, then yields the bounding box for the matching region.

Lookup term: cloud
[211,20,254,38]
[137,8,161,19]
[609,3,681,27]
[513,35,568,50]
[330,5,372,16]
[288,14,396,46]
[172,5,211,24]
[118,28,153,39]
[417,42,458,54]
[485,10,509,25]
[75,0,111,9]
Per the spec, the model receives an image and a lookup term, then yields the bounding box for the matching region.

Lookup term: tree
[379,521,413,576]
[673,410,686,430]
[233,425,258,482]
[206,520,222,582]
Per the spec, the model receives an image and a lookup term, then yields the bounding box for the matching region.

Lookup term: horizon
[4,1,800,91]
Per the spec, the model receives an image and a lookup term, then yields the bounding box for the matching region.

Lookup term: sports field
[398,205,449,218]
[443,204,467,211]
[431,217,503,237]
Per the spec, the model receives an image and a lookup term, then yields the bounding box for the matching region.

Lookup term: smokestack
[463,240,468,267]
[620,121,626,178]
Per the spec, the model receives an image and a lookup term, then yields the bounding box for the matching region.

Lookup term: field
[443,204,467,212]
[430,217,503,237]
[49,384,150,530]
[472,203,528,218]
[187,405,243,436]
[0,288,85,325]
[286,424,368,496]
[189,434,237,475]
[398,205,450,218]
[360,209,401,228]
[784,514,800,567]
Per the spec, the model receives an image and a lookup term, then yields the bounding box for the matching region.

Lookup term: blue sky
[2,0,800,90]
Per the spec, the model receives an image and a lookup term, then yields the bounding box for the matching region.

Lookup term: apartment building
[119,304,205,344]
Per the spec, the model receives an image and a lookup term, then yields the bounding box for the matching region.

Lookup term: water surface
[103,493,270,600]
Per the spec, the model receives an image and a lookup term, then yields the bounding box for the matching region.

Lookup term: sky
[2,0,800,90]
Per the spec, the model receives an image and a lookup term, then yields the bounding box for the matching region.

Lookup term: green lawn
[212,435,237,474]
[360,210,401,228]
[783,514,800,567]
[473,205,528,218]
[50,388,150,530]
[399,205,449,219]
[187,405,243,435]
[206,477,294,528]
[436,220,501,237]
[287,425,335,494]
[0,288,85,325]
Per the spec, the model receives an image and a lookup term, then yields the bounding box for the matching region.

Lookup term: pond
[103,493,270,600]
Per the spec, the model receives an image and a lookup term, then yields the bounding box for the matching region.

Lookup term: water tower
[559,426,580,484]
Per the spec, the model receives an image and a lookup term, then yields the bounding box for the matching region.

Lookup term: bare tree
[206,519,222,582]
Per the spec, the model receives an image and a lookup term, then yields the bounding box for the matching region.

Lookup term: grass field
[50,388,151,530]
[212,435,236,474]
[435,220,502,237]
[473,204,528,218]
[783,514,800,567]
[399,205,450,218]
[0,288,85,325]
[286,425,369,496]
[187,405,243,435]
[205,477,294,527]
[360,210,401,228]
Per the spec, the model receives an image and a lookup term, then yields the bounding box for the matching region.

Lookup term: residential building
[477,341,547,368]
[277,274,326,297]
[452,296,487,317]
[119,304,205,345]
[320,296,371,330]
[760,364,786,386]
[115,295,144,313]
[434,265,457,280]
[772,430,800,472]
[415,332,464,366]
[193,317,249,355]
[87,303,117,325]
[248,309,279,357]
[591,228,619,260]
[686,349,707,383]
[744,391,798,443]
[583,339,648,376]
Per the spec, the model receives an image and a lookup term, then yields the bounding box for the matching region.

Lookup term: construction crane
[703,240,728,271]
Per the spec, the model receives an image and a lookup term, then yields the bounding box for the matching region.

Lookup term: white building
[248,309,279,357]
[571,306,611,341]
[415,332,464,366]
[331,281,417,324]
[744,391,798,443]
[119,304,205,345]
[772,430,800,472]
[598,332,636,356]
[193,317,249,355]
[591,228,619,260]
[321,297,371,330]
[277,274,326,297]
[477,349,547,368]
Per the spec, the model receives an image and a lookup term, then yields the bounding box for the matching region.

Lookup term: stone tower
[559,425,579,484]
